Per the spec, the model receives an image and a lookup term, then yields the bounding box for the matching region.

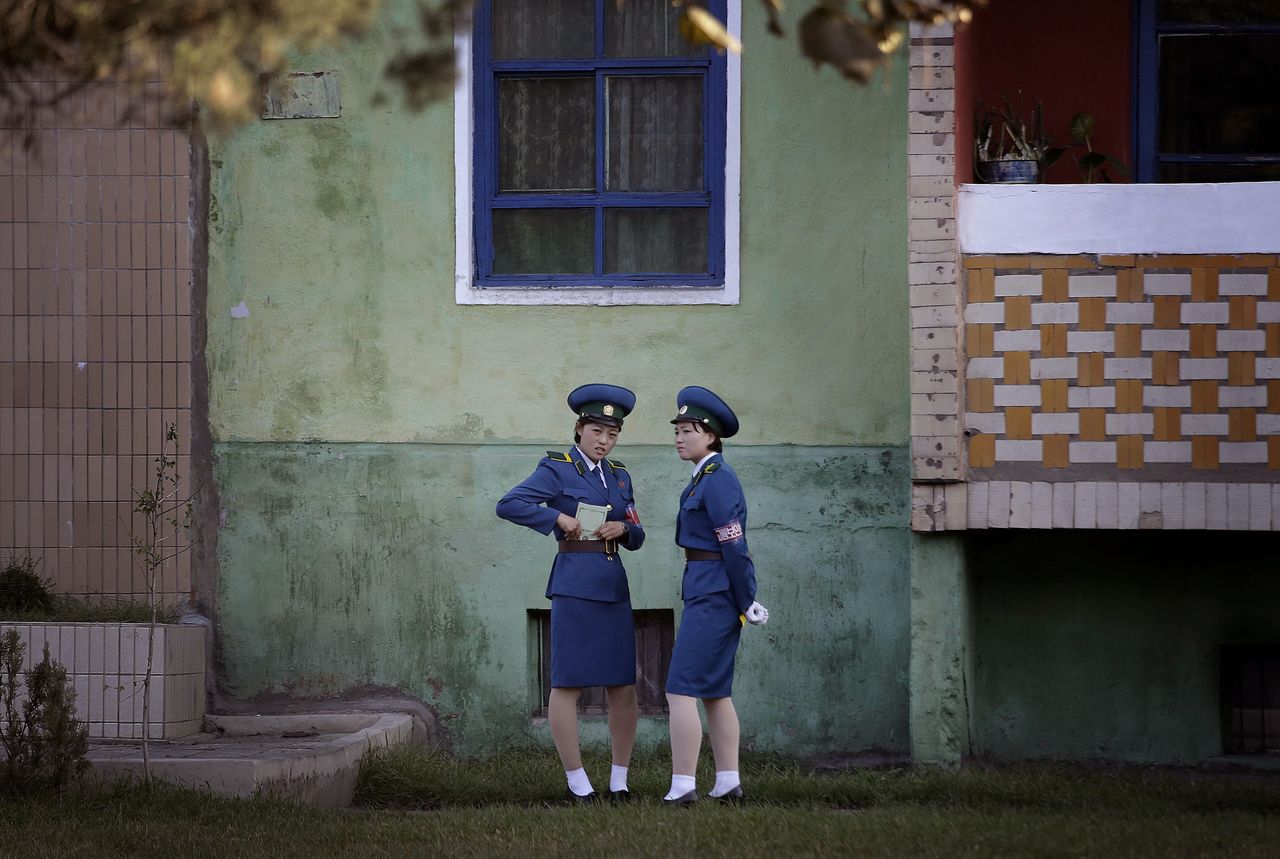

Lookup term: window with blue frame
[1135,0,1280,182]
[473,0,727,287]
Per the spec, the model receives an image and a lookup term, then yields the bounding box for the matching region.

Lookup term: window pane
[606,76,703,192]
[493,209,594,274]
[1158,0,1280,24]
[499,77,595,192]
[606,0,702,57]
[1159,34,1280,155]
[605,208,707,274]
[492,0,594,59]
[1159,161,1280,182]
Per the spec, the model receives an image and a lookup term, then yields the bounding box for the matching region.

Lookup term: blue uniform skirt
[665,590,743,699]
[550,595,636,688]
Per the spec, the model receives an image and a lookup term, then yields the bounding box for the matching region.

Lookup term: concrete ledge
[86,712,415,807]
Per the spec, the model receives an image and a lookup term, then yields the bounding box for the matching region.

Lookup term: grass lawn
[3,749,1279,858]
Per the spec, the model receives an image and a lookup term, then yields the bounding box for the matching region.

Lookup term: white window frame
[453,3,742,306]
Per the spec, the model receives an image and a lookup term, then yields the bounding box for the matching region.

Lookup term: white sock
[709,770,741,797]
[566,767,593,797]
[664,773,696,800]
[610,764,629,792]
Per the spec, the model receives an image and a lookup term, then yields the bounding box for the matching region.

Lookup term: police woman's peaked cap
[567,383,636,428]
[670,386,739,438]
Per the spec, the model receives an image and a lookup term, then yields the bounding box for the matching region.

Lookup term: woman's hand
[594,521,627,541]
[556,513,583,540]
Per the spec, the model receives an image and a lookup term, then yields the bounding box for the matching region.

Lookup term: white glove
[745,601,769,626]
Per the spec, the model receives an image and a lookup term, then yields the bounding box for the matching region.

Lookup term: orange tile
[1190,324,1217,358]
[1005,407,1033,439]
[1230,296,1258,330]
[967,378,994,413]
[1117,435,1144,470]
[1100,255,1136,268]
[1041,324,1068,357]
[1154,296,1182,329]
[1114,325,1142,357]
[1229,352,1256,386]
[1042,435,1069,468]
[1191,267,1218,301]
[1077,353,1105,386]
[1192,381,1219,413]
[1270,437,1280,470]
[1118,268,1144,302]
[1154,408,1181,441]
[1078,297,1107,331]
[1229,408,1257,441]
[969,434,995,468]
[1270,380,1280,414]
[1267,324,1280,358]
[967,323,993,358]
[1040,379,1068,412]
[1152,351,1180,385]
[1116,380,1143,413]
[1192,437,1219,469]
[967,268,994,303]
[1270,268,1280,300]
[1042,269,1068,302]
[1004,296,1032,330]
[1079,408,1107,440]
[963,256,998,270]
[1004,351,1031,384]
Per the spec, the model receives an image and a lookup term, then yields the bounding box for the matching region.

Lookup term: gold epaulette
[545,450,572,462]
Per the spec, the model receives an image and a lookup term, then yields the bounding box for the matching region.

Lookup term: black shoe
[663,789,699,806]
[609,789,633,804]
[713,784,745,805]
[565,788,600,805]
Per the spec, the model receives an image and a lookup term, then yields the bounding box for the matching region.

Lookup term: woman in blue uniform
[496,383,645,804]
[663,386,769,805]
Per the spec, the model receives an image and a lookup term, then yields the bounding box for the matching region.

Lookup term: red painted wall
[954,0,1132,184]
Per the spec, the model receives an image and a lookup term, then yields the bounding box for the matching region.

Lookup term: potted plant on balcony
[974,98,1064,184]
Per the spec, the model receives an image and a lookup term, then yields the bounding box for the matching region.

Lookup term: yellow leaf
[679,6,742,54]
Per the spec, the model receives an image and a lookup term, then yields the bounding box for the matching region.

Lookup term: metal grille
[1222,645,1280,754]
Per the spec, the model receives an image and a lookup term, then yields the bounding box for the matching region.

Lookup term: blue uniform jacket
[676,454,757,613]
[496,447,645,602]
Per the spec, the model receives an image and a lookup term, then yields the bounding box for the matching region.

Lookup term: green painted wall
[970,531,1280,763]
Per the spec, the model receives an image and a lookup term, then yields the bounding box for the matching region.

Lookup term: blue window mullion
[595,68,606,275]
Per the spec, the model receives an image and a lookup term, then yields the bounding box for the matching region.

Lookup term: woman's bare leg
[548,687,583,771]
[667,692,703,775]
[605,684,638,767]
[703,696,740,773]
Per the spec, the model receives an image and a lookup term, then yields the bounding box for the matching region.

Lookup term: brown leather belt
[684,549,723,562]
[559,539,617,554]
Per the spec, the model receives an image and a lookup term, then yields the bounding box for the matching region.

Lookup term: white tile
[1144,442,1193,463]
[1206,484,1229,529]
[1250,484,1271,531]
[965,412,1006,434]
[996,440,1043,461]
[1071,386,1117,408]
[103,626,120,675]
[994,385,1041,407]
[1258,302,1280,324]
[89,625,104,675]
[1181,358,1229,380]
[1142,330,1190,352]
[1119,483,1142,529]
[1068,273,1117,297]
[913,305,957,328]
[993,330,1040,352]
[1257,359,1280,379]
[1107,303,1154,324]
[1184,483,1207,529]
[1009,482,1032,528]
[1068,331,1115,353]
[1219,273,1269,295]
[1052,483,1075,528]
[1142,272,1192,296]
[1218,330,1266,352]
[988,481,1011,528]
[1182,414,1229,435]
[1106,413,1154,435]
[1221,386,1268,407]
[994,274,1042,296]
[1162,483,1184,529]
[1220,442,1267,463]
[1074,482,1097,529]
[1181,302,1229,324]
[1228,484,1251,530]
[104,679,118,724]
[1143,386,1190,408]
[1032,303,1079,325]
[968,482,989,528]
[944,483,968,531]
[1033,413,1079,434]
[964,302,1004,324]
[967,357,1003,378]
[1031,357,1076,379]
[60,627,74,669]
[89,676,103,722]
[1104,358,1152,380]
[1140,482,1162,514]
[1096,483,1119,529]
[1031,482,1053,529]
[1258,414,1280,434]
[1070,442,1117,463]
[1273,485,1280,531]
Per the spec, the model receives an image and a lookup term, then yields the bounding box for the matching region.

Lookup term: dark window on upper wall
[1221,645,1280,754]
[1135,0,1280,182]
[530,609,674,716]
[473,0,727,287]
